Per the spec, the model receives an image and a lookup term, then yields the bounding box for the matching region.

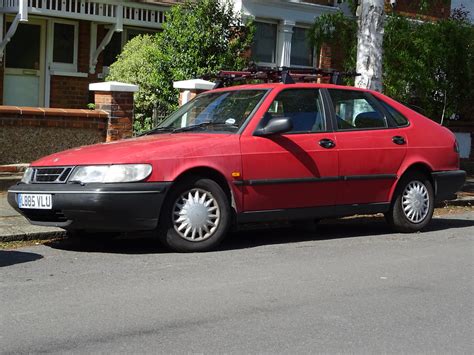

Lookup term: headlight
[21,168,34,184]
[69,164,152,183]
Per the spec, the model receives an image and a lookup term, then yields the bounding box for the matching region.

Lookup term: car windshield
[149,89,267,134]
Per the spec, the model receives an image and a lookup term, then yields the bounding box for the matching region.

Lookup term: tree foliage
[309,10,474,122]
[309,11,357,72]
[384,13,473,122]
[107,0,254,133]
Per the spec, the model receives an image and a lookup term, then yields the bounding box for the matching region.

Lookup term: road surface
[1,213,473,353]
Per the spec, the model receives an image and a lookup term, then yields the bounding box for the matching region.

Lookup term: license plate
[18,194,52,210]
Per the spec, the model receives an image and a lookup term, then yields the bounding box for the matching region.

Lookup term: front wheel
[386,173,434,233]
[158,177,231,252]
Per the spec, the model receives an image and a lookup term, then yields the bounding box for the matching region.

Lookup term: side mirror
[254,117,293,136]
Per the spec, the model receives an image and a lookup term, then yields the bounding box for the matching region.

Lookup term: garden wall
[0,106,108,164]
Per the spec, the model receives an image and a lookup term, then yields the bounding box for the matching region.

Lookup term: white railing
[0,0,166,29]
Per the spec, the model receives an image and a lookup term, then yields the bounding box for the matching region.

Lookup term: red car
[8,79,466,252]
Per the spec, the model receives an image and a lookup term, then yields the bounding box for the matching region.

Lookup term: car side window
[376,98,409,127]
[265,89,325,133]
[328,89,388,130]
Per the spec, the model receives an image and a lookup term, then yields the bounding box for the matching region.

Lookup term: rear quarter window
[376,98,409,127]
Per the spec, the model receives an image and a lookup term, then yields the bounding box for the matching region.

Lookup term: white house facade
[233,0,340,68]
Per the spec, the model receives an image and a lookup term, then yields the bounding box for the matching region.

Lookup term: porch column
[277,20,295,67]
[89,81,139,141]
[173,79,215,106]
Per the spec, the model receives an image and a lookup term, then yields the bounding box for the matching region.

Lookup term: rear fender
[389,158,434,202]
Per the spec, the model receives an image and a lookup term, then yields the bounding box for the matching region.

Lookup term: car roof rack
[204,65,360,89]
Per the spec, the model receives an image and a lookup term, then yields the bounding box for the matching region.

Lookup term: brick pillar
[89,81,139,141]
[173,79,215,106]
[318,43,332,84]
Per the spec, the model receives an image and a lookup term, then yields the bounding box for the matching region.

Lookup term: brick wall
[50,76,94,109]
[386,0,450,19]
[0,107,108,164]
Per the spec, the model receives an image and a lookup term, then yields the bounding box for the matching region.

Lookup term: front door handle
[392,136,406,145]
[319,138,336,149]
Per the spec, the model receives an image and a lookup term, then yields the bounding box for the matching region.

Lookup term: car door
[239,88,339,211]
[326,88,407,205]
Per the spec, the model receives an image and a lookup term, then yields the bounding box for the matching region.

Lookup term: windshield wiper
[172,121,215,133]
[172,121,239,133]
[138,126,175,136]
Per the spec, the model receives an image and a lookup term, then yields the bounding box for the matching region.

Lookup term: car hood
[32,133,236,166]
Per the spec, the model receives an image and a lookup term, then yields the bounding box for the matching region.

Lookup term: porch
[0,0,170,108]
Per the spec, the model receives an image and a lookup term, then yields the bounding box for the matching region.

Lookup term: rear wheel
[158,177,231,252]
[386,173,434,232]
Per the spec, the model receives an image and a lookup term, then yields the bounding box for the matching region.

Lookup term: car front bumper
[7,182,172,231]
[431,170,466,203]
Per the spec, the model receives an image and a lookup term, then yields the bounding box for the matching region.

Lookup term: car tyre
[158,177,231,252]
[386,173,434,233]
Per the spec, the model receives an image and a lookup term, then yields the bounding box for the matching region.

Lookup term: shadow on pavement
[222,216,474,251]
[45,215,473,254]
[45,233,170,255]
[0,250,43,267]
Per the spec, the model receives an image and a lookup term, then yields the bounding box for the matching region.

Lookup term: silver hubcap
[402,180,430,223]
[172,188,220,242]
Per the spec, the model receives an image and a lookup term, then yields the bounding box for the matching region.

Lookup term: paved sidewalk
[1,178,473,243]
[0,192,65,242]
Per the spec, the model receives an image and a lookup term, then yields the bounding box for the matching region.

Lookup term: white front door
[3,18,46,107]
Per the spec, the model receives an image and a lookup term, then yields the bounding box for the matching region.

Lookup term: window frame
[254,88,330,135]
[290,25,316,68]
[374,97,411,128]
[48,19,79,72]
[324,89,398,132]
[251,20,278,67]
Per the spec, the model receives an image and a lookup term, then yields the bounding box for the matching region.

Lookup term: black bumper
[432,170,466,203]
[7,182,172,231]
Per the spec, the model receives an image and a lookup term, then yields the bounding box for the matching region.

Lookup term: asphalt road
[1,213,473,354]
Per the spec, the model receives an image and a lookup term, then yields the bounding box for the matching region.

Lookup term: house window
[290,27,314,67]
[103,32,122,67]
[51,20,78,71]
[252,21,277,64]
[103,28,157,67]
[5,22,40,69]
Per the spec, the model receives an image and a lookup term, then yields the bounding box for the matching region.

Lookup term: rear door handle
[392,136,406,145]
[319,138,336,149]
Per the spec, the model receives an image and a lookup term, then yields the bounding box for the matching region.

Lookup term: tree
[309,6,474,122]
[354,0,385,91]
[309,11,357,73]
[383,13,474,122]
[107,0,253,133]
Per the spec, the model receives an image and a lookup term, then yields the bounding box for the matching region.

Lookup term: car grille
[33,167,74,183]
[22,209,68,223]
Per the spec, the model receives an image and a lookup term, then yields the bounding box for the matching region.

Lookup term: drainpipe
[0,0,29,61]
